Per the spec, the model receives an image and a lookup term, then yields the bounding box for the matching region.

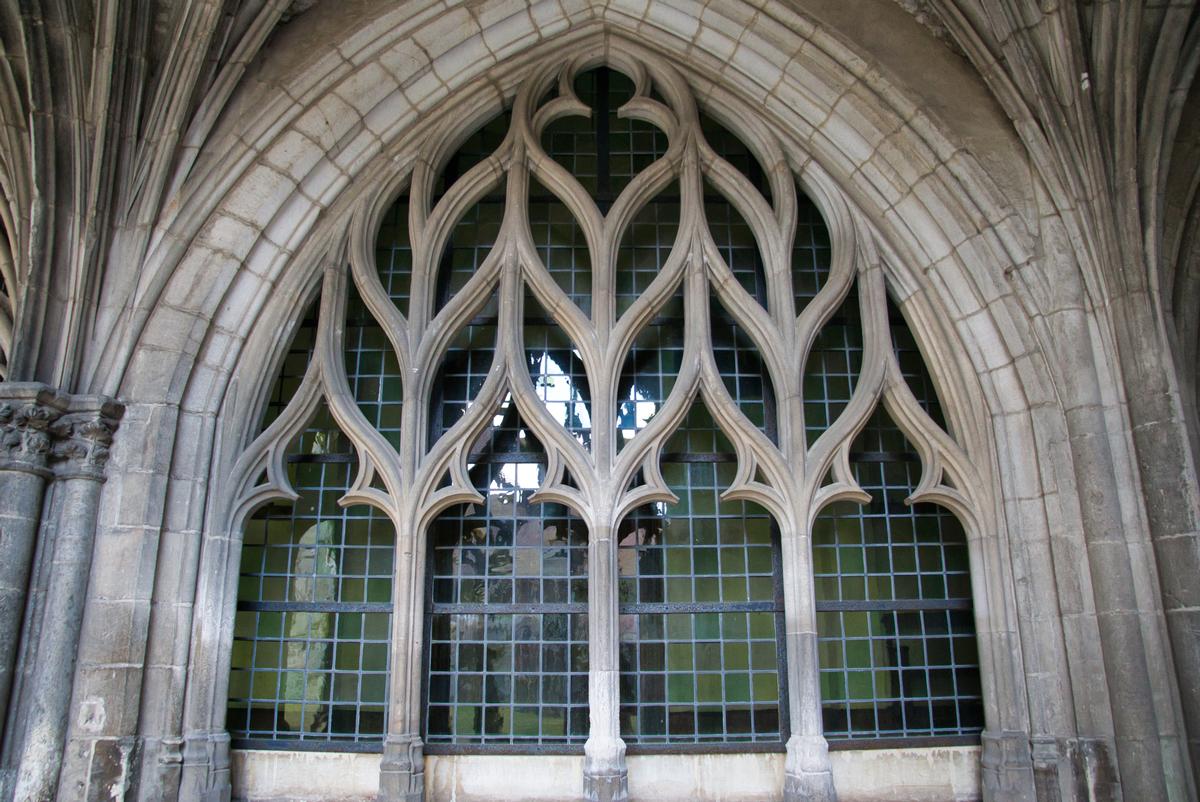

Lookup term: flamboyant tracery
[224,48,984,799]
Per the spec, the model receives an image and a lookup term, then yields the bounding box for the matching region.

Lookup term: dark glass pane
[429,296,498,449]
[433,198,503,317]
[541,68,668,205]
[815,406,981,740]
[261,296,319,430]
[711,295,774,440]
[615,187,680,318]
[889,298,947,429]
[615,289,683,447]
[529,178,592,314]
[525,294,592,449]
[345,281,404,452]
[433,111,511,207]
[802,285,863,447]
[793,190,831,315]
[706,179,765,300]
[376,194,412,315]
[230,403,394,745]
[700,113,772,207]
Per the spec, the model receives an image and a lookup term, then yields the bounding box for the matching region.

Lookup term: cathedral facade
[0,2,1197,801]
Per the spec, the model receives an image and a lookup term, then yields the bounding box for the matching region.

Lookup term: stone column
[379,528,426,802]
[9,398,121,802]
[583,521,627,802]
[779,528,836,802]
[0,385,65,748]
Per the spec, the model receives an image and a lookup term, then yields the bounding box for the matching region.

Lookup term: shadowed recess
[433,110,511,209]
[426,403,589,745]
[888,297,948,430]
[615,182,680,318]
[375,193,412,316]
[700,112,773,209]
[524,291,592,449]
[528,177,593,315]
[617,398,785,745]
[260,295,319,430]
[541,67,669,209]
[802,284,863,448]
[793,189,832,316]
[229,400,395,747]
[428,291,498,454]
[814,406,981,740]
[616,288,684,450]
[344,280,403,453]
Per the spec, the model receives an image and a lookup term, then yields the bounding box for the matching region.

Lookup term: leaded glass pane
[229,403,393,746]
[426,408,589,745]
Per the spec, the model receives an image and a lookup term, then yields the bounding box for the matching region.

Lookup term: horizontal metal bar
[624,741,786,755]
[846,451,920,463]
[815,599,973,612]
[431,603,587,615]
[617,602,781,614]
[284,453,356,464]
[658,453,737,463]
[423,742,586,755]
[231,738,383,754]
[826,734,981,750]
[238,601,393,614]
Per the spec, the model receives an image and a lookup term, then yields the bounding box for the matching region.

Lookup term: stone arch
[64,4,1147,801]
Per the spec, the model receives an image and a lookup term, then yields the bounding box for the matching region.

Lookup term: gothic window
[227,50,984,757]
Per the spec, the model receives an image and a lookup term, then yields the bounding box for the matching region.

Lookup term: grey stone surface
[0,2,1195,801]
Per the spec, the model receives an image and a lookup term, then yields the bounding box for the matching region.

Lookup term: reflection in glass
[229,401,394,745]
[525,294,591,448]
[814,317,981,738]
[426,406,589,744]
[617,402,785,744]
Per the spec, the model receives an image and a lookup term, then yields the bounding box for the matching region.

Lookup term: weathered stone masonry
[0,1,1196,801]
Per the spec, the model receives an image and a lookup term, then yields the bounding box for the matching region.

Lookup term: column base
[783,734,836,802]
[583,736,628,802]
[981,730,1036,802]
[179,730,231,802]
[378,734,424,802]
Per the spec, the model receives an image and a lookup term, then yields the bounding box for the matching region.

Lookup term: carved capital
[0,384,68,472]
[52,414,118,478]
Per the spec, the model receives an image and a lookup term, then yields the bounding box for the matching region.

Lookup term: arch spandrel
[116,8,1098,802]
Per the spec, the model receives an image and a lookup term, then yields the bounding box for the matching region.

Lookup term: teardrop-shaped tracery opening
[802,285,863,448]
[432,109,511,209]
[261,294,319,430]
[433,197,503,318]
[528,178,592,315]
[525,292,592,449]
[376,193,412,316]
[616,288,684,449]
[793,189,831,316]
[711,294,776,441]
[345,282,404,451]
[888,297,948,430]
[616,184,680,318]
[428,293,499,453]
[700,112,773,209]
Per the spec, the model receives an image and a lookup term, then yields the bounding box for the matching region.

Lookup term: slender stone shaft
[779,528,836,802]
[583,522,627,802]
[379,525,426,802]
[10,406,118,802]
[0,387,63,747]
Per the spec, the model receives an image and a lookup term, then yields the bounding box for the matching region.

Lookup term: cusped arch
[127,8,1083,802]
